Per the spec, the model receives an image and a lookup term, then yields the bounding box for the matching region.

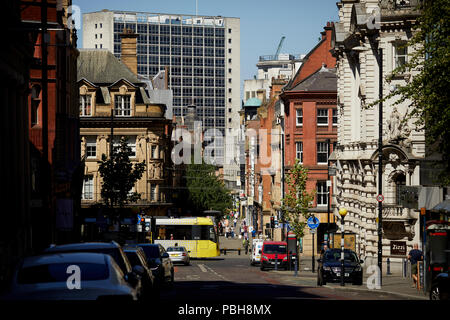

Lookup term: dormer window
[80,94,92,116]
[114,95,131,116]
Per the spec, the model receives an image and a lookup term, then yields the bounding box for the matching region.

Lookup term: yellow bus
[153,217,220,258]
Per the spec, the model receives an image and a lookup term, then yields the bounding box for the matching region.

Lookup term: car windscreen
[124,252,142,267]
[17,263,109,284]
[139,245,160,258]
[263,244,287,254]
[167,247,185,252]
[324,251,358,263]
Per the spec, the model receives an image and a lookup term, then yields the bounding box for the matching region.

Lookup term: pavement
[217,220,429,300]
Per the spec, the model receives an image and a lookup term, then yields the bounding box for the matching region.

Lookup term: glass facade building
[111,13,227,139]
[83,10,241,183]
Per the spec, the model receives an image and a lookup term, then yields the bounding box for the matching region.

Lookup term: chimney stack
[120,28,138,75]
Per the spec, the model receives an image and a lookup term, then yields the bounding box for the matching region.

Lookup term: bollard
[294,256,298,277]
[224,248,227,255]
[403,258,407,278]
[387,258,391,275]
[289,251,292,271]
[238,248,241,255]
[275,254,278,271]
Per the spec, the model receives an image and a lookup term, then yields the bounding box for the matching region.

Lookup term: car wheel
[260,266,265,271]
[430,286,440,300]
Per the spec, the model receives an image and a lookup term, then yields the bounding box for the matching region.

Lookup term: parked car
[123,246,158,299]
[317,249,364,285]
[250,239,263,266]
[166,246,190,265]
[135,243,174,287]
[430,271,450,300]
[260,241,289,271]
[43,241,144,295]
[2,252,139,300]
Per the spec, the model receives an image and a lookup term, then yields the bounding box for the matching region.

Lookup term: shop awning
[432,199,450,212]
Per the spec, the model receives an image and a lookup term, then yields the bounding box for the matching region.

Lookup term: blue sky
[73,0,339,98]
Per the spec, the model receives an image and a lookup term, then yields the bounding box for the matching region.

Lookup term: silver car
[166,246,190,265]
[2,252,140,301]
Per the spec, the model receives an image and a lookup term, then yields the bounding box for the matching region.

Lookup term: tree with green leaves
[98,136,146,212]
[378,0,450,184]
[281,159,316,240]
[185,161,233,217]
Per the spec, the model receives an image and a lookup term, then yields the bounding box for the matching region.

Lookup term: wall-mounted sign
[390,241,407,256]
[328,167,337,176]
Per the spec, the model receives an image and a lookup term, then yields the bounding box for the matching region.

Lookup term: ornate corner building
[331,0,423,265]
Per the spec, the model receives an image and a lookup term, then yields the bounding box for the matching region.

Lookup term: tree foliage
[378,0,450,184]
[281,159,316,240]
[185,161,233,215]
[98,136,146,210]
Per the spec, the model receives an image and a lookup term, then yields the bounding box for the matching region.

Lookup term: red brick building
[280,22,337,255]
[21,0,81,249]
[257,79,288,240]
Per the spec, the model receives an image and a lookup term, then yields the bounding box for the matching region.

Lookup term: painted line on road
[204,264,228,281]
[198,264,208,272]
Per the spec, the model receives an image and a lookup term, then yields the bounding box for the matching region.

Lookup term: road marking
[198,264,208,272]
[204,264,228,281]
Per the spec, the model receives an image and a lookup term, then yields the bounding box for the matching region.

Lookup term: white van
[250,239,264,265]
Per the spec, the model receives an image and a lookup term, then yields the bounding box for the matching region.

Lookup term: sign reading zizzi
[390,241,407,256]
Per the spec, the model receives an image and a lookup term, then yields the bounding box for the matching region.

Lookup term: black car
[430,271,450,300]
[135,243,174,287]
[317,249,363,286]
[43,241,143,294]
[123,246,158,299]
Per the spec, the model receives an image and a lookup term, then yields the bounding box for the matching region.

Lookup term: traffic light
[270,216,275,228]
[144,218,151,232]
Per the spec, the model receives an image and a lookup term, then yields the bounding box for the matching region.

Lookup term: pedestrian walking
[233,218,237,228]
[243,238,249,255]
[408,244,423,288]
[225,226,230,238]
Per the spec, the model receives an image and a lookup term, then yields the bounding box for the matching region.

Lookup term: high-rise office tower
[82,10,240,170]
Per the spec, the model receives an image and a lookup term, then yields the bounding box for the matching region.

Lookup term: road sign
[328,167,337,176]
[310,229,317,234]
[376,194,384,202]
[307,216,320,229]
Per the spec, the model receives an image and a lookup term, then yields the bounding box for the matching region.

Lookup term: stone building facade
[78,40,173,223]
[331,0,423,267]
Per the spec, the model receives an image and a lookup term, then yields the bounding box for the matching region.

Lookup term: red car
[260,241,289,271]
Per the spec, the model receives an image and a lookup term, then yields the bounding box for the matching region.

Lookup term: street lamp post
[377,47,383,287]
[339,208,347,286]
